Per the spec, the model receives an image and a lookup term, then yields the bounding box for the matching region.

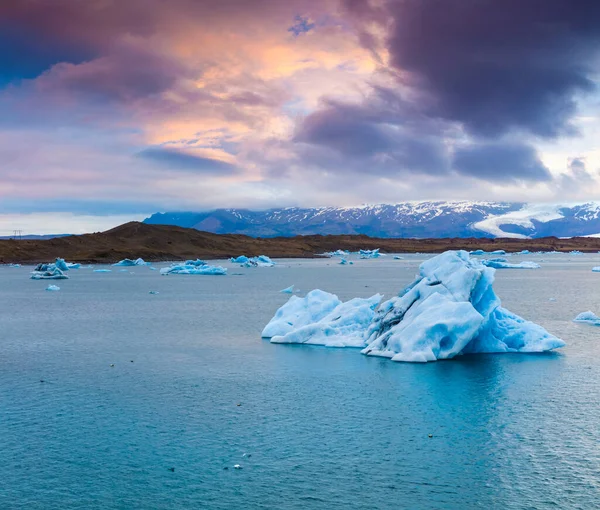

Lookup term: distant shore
[1,221,600,264]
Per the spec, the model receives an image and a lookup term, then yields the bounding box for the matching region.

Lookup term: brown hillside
[1,221,599,264]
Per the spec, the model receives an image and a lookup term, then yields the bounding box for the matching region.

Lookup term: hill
[1,222,600,264]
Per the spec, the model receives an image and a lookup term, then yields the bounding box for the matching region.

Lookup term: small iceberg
[184,259,207,267]
[517,250,531,255]
[93,269,112,273]
[482,258,540,269]
[230,255,249,264]
[489,250,506,255]
[592,267,600,273]
[339,258,349,265]
[393,255,404,260]
[263,290,382,347]
[280,285,295,294]
[469,250,486,255]
[112,258,147,267]
[160,264,227,275]
[31,268,69,280]
[359,249,380,259]
[149,290,159,295]
[573,311,600,326]
[324,249,350,257]
[8,263,21,268]
[45,285,60,291]
[239,255,275,267]
[263,251,564,363]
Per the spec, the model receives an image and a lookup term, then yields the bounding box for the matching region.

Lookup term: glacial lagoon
[2,253,600,509]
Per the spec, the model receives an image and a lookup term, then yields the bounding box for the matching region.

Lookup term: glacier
[112,258,147,267]
[573,311,600,326]
[482,258,541,269]
[160,263,227,275]
[262,290,382,347]
[262,251,564,363]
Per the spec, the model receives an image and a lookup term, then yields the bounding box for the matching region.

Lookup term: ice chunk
[280,285,295,294]
[489,250,506,255]
[8,263,21,267]
[93,269,112,273]
[262,289,342,338]
[517,250,531,255]
[160,264,227,275]
[469,250,486,255]
[239,255,275,267]
[45,285,60,291]
[184,259,207,267]
[362,251,562,362]
[570,250,583,255]
[31,267,69,280]
[55,258,69,271]
[482,258,540,269]
[149,290,159,295]
[230,255,249,264]
[269,294,383,348]
[592,267,600,273]
[324,249,350,257]
[339,258,348,265]
[112,258,147,266]
[573,311,600,326]
[359,249,380,259]
[393,255,404,260]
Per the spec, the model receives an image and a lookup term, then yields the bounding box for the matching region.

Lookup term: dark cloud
[452,142,551,183]
[347,0,600,138]
[137,147,238,174]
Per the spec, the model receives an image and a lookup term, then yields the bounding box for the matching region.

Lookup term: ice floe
[112,258,147,267]
[482,258,541,269]
[160,263,227,275]
[263,250,564,363]
[573,311,600,326]
[263,290,382,347]
[31,268,69,280]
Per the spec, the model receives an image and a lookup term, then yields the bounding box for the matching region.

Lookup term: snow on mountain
[143,201,600,238]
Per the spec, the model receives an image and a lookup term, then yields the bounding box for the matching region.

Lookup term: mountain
[3,222,600,264]
[144,202,600,238]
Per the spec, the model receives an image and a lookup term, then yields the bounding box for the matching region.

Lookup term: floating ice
[230,256,249,264]
[517,250,531,255]
[93,269,112,273]
[31,268,69,280]
[359,249,380,259]
[482,258,541,269]
[160,264,227,275]
[573,311,600,326]
[339,258,349,265]
[149,290,159,295]
[264,290,382,347]
[469,250,485,255]
[280,285,295,294]
[570,250,583,255]
[592,267,600,273]
[239,255,275,267]
[324,249,350,257]
[112,258,147,267]
[8,263,21,268]
[184,259,207,267]
[263,251,564,363]
[489,250,506,255]
[45,285,60,291]
[55,258,69,271]
[393,256,404,260]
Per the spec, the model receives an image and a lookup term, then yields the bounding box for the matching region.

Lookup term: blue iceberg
[160,263,227,275]
[93,269,112,273]
[45,284,61,291]
[280,285,296,294]
[230,255,249,264]
[263,290,382,347]
[263,250,564,363]
[184,259,207,267]
[238,255,275,267]
[31,268,69,280]
[482,258,540,269]
[359,249,380,259]
[592,267,600,273]
[469,249,486,255]
[112,258,147,267]
[573,311,600,326]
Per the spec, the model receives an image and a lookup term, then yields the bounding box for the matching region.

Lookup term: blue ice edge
[261,250,565,363]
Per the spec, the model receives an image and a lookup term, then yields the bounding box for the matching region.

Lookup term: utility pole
[12,229,22,240]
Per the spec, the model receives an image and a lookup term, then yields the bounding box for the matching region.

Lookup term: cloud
[136,147,238,174]
[346,0,600,138]
[452,142,552,183]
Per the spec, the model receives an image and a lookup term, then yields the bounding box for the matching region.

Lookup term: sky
[2,0,600,234]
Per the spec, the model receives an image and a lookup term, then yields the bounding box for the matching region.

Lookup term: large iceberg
[263,290,382,347]
[160,263,227,275]
[263,251,564,363]
[482,258,541,269]
[112,258,147,267]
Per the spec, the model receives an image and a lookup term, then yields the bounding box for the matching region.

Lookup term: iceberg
[517,250,531,255]
[112,258,147,267]
[482,258,541,269]
[592,267,600,273]
[263,289,382,347]
[280,285,295,294]
[45,285,60,291]
[184,259,207,267]
[160,263,227,275]
[489,250,506,255]
[55,258,69,271]
[570,250,583,255]
[573,311,600,326]
[393,255,404,260]
[263,251,564,363]
[31,268,69,280]
[359,249,380,259]
[93,269,112,273]
[230,255,249,264]
[324,249,350,257]
[238,255,275,267]
[469,250,486,255]
[8,263,21,268]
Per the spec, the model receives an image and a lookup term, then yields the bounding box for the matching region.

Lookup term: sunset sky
[2,0,600,233]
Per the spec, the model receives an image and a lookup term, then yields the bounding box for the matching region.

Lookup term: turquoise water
[2,255,600,509]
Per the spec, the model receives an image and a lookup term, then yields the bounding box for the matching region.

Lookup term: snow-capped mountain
[143,202,600,238]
